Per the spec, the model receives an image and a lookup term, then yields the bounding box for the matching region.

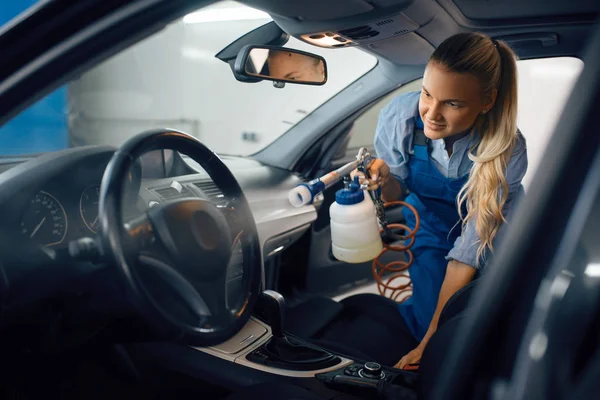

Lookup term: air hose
[356,158,421,303]
[371,200,420,302]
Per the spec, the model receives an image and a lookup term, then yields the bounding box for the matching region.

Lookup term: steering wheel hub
[148,199,232,280]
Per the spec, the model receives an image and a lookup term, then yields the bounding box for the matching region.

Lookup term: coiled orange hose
[372,201,420,303]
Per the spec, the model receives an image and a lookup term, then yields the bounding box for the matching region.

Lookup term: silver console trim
[234,350,353,378]
[239,334,255,346]
[192,317,353,378]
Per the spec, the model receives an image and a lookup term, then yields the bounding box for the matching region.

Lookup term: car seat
[285,281,477,366]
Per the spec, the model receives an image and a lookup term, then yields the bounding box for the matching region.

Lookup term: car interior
[0,0,599,399]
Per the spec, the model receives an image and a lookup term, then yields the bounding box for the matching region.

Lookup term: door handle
[495,33,558,47]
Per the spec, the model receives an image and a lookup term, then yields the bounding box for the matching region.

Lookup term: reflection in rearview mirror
[243,47,327,85]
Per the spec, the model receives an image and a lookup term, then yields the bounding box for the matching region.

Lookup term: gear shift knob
[260,290,286,338]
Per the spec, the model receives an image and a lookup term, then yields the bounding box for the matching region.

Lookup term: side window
[347,79,422,152]
[516,57,582,189]
[0,1,66,156]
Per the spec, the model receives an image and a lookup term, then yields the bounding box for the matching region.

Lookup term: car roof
[240,0,599,63]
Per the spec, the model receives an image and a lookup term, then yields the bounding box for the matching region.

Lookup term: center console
[194,290,418,398]
[195,290,353,378]
[246,290,342,371]
[314,361,419,399]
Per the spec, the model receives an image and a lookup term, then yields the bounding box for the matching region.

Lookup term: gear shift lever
[260,290,286,338]
[250,290,340,371]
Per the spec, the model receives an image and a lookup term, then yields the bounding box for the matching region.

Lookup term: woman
[357,32,527,368]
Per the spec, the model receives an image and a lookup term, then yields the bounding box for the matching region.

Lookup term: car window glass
[516,57,583,188]
[347,78,422,152]
[0,1,377,157]
[0,0,38,24]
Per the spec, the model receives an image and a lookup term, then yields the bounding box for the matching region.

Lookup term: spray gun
[289,149,420,294]
[287,147,372,208]
[288,148,401,247]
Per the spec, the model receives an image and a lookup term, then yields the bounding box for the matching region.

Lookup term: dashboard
[0,145,318,289]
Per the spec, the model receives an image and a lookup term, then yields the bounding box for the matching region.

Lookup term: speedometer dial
[20,191,68,246]
[80,184,101,233]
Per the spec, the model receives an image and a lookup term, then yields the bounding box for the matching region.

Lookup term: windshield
[0,1,377,157]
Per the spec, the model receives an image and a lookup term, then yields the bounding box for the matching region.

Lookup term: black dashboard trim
[0,145,116,206]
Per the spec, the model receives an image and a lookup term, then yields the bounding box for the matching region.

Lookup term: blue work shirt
[374,91,528,270]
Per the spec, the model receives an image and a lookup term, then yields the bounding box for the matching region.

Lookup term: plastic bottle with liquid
[330,177,383,263]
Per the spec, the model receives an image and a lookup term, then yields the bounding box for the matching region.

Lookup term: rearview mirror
[234,45,327,86]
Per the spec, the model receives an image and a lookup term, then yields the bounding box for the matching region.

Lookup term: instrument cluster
[15,151,147,248]
[13,149,193,248]
[20,184,103,247]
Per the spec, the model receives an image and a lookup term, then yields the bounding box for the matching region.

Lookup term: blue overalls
[398,116,470,341]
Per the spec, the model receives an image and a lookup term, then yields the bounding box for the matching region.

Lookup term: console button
[361,362,383,379]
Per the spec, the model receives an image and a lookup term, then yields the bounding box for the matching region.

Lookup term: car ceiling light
[584,263,600,278]
[302,32,354,48]
[183,7,271,24]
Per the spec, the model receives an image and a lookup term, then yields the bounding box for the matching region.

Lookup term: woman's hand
[393,263,477,370]
[394,347,423,369]
[351,158,391,190]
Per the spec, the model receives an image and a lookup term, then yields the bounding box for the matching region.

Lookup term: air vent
[393,29,409,36]
[375,19,393,26]
[153,185,192,201]
[193,180,226,205]
[338,25,380,40]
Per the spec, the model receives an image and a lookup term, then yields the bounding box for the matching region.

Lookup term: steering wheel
[98,130,261,346]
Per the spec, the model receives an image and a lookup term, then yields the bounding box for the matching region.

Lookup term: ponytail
[429,33,519,264]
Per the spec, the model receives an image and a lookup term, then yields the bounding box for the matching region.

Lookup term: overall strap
[413,116,429,160]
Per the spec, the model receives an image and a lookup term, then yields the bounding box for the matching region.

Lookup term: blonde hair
[429,32,519,264]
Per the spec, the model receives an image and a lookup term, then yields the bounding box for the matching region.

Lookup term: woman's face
[419,63,493,140]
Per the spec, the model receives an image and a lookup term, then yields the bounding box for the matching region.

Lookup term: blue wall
[0,1,68,155]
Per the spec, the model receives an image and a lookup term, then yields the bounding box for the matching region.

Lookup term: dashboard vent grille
[338,25,380,40]
[393,29,409,36]
[153,185,192,200]
[193,180,226,205]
